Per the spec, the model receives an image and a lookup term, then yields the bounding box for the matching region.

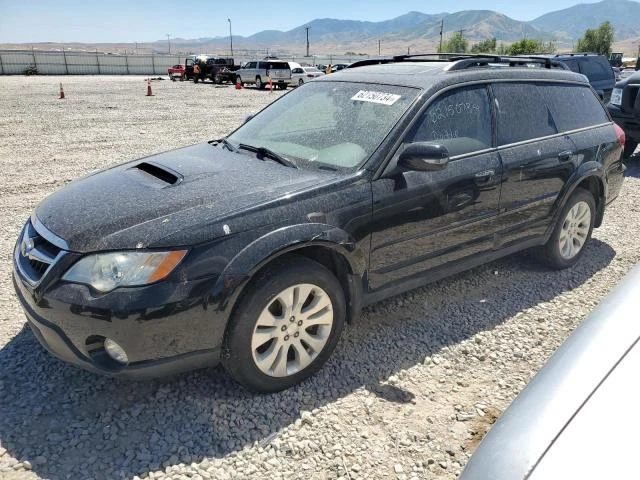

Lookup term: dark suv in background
[534,53,616,103]
[13,54,626,393]
[608,69,640,157]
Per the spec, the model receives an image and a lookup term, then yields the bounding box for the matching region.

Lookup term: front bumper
[12,222,228,378]
[12,272,223,378]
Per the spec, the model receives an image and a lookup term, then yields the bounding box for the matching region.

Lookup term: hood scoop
[129,161,183,188]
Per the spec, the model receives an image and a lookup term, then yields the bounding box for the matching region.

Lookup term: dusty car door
[369,85,503,291]
[491,82,576,247]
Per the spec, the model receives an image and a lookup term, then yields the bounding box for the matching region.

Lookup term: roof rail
[347,53,569,71]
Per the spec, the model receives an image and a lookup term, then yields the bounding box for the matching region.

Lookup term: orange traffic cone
[58,83,65,99]
[235,78,242,90]
[146,78,154,96]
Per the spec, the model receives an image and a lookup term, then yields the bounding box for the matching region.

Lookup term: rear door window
[579,58,613,82]
[492,83,558,145]
[406,85,492,156]
[539,84,610,131]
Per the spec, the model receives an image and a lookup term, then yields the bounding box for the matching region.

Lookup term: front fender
[207,223,367,336]
[222,223,366,277]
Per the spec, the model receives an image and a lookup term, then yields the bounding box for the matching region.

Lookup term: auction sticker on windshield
[351,90,401,105]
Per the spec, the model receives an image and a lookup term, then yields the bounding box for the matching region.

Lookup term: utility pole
[439,18,444,52]
[228,19,233,58]
[305,26,310,57]
[378,39,381,55]
[166,34,171,54]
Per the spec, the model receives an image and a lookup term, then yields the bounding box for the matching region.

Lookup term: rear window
[539,84,610,131]
[493,83,558,145]
[579,58,613,82]
[268,62,289,70]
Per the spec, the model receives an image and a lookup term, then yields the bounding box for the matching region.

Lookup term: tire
[298,78,304,86]
[624,139,638,158]
[214,75,222,85]
[537,188,596,269]
[193,77,198,84]
[255,76,264,89]
[235,75,243,86]
[222,255,346,393]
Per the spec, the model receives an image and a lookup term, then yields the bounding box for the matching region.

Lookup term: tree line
[438,21,615,56]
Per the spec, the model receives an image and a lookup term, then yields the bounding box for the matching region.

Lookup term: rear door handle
[558,151,573,161]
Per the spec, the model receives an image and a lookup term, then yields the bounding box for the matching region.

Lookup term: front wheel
[298,78,304,86]
[537,188,595,269]
[222,255,345,393]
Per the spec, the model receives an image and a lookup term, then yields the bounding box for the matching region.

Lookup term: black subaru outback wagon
[13,55,626,392]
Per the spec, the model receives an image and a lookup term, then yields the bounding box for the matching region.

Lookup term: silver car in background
[290,66,324,86]
[460,263,640,479]
[235,60,291,90]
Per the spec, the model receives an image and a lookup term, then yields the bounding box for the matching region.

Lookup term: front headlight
[610,88,623,107]
[62,250,187,293]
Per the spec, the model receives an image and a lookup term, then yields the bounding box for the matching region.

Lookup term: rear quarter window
[539,84,610,131]
[493,83,558,145]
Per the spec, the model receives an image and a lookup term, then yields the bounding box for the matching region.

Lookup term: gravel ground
[0,75,639,480]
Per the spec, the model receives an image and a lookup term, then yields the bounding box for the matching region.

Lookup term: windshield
[227,81,419,170]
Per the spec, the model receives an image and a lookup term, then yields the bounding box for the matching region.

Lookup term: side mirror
[398,143,450,171]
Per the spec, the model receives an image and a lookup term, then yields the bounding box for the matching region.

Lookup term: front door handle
[474,169,495,183]
[558,150,573,161]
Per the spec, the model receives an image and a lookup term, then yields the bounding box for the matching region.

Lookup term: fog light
[104,338,129,364]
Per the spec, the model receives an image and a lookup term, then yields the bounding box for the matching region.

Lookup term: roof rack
[347,53,569,71]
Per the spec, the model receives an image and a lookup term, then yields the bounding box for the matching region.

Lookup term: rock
[301,411,314,426]
[394,464,404,474]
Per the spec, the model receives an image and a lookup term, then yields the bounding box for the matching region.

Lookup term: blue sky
[0,0,604,43]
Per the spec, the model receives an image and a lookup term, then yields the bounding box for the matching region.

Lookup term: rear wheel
[537,188,595,269]
[298,78,304,86]
[255,76,264,89]
[222,255,345,393]
[624,139,638,158]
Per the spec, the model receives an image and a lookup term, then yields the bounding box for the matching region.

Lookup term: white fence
[0,51,185,75]
[0,50,370,75]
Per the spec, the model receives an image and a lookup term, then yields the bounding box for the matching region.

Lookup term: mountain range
[3,0,639,56]
[161,0,640,54]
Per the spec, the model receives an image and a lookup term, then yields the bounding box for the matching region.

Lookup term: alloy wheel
[251,283,333,377]
[559,201,591,259]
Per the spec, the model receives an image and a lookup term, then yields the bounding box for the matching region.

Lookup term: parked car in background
[608,69,640,157]
[460,264,640,480]
[330,63,350,73]
[168,64,185,81]
[235,59,291,89]
[12,54,625,393]
[290,66,324,86]
[203,57,240,84]
[531,53,616,103]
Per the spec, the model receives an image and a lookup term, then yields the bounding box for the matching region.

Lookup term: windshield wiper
[238,143,297,168]
[211,138,238,152]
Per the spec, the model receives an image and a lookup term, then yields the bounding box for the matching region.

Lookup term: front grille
[16,219,65,285]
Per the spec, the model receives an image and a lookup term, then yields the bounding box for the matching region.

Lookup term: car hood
[34,142,338,252]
